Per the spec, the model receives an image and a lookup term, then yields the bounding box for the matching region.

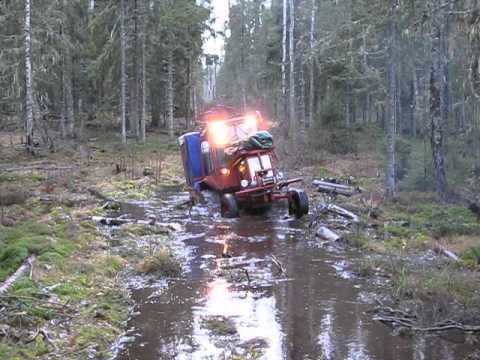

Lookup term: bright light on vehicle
[220,168,230,176]
[209,122,229,146]
[240,180,249,188]
[245,115,257,129]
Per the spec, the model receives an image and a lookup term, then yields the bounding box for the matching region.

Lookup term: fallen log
[87,187,113,202]
[91,216,154,226]
[321,203,360,223]
[0,256,35,295]
[434,243,460,262]
[313,180,357,197]
[316,226,342,242]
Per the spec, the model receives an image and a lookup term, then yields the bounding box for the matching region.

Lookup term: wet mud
[113,190,474,360]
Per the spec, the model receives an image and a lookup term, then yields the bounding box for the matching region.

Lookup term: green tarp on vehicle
[242,131,274,150]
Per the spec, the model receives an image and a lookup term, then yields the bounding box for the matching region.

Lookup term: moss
[383,200,480,244]
[0,245,29,280]
[202,315,237,336]
[52,282,88,301]
[73,325,117,350]
[0,338,50,360]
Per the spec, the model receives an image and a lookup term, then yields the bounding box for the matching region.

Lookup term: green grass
[0,220,79,282]
[202,315,237,336]
[383,200,480,242]
[461,246,480,269]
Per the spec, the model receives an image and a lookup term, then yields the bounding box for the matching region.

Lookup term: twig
[243,268,251,284]
[373,306,480,333]
[270,255,285,274]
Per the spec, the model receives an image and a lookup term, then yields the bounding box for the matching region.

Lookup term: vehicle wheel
[288,189,309,218]
[220,194,239,218]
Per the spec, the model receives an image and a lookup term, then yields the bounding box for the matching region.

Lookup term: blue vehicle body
[179,132,202,191]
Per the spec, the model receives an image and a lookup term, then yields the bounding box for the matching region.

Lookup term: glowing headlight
[220,168,230,176]
[209,122,229,146]
[240,180,249,188]
[245,115,257,129]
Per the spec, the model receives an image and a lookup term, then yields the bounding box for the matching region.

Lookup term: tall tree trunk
[167,50,175,140]
[60,60,66,139]
[192,86,197,125]
[288,0,295,140]
[240,0,247,110]
[130,0,140,140]
[24,0,34,153]
[139,0,147,143]
[307,0,316,128]
[430,10,449,199]
[120,0,127,144]
[282,0,287,130]
[65,52,75,137]
[412,68,420,138]
[385,0,396,198]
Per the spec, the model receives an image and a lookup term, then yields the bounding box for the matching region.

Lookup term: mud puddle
[112,190,474,360]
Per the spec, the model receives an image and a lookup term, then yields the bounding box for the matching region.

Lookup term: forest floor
[0,130,184,359]
[0,129,479,358]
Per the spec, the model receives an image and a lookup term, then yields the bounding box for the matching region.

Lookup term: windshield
[209,117,258,147]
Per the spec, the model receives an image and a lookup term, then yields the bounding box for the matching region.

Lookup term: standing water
[116,190,473,360]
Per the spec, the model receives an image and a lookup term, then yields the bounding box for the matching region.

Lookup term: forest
[1,0,480,359]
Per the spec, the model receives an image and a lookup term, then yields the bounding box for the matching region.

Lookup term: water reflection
[117,193,476,360]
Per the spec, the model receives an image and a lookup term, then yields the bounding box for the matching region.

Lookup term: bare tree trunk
[65,53,75,137]
[60,61,66,139]
[282,0,288,130]
[308,0,316,129]
[240,0,247,110]
[24,0,34,153]
[139,0,147,143]
[167,50,175,140]
[412,68,420,138]
[192,85,197,125]
[288,0,295,141]
[130,0,140,140]
[385,0,396,198]
[430,10,449,199]
[185,57,193,130]
[120,0,127,144]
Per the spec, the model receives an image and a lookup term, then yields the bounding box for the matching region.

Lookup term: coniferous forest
[1,1,480,359]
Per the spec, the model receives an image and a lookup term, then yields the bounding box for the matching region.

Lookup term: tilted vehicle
[179,108,309,218]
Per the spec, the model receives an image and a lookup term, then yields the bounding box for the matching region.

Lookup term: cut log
[0,256,35,295]
[313,180,358,197]
[322,204,360,223]
[316,226,341,241]
[434,243,459,262]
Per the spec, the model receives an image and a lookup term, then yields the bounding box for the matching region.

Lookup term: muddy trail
[110,189,473,360]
